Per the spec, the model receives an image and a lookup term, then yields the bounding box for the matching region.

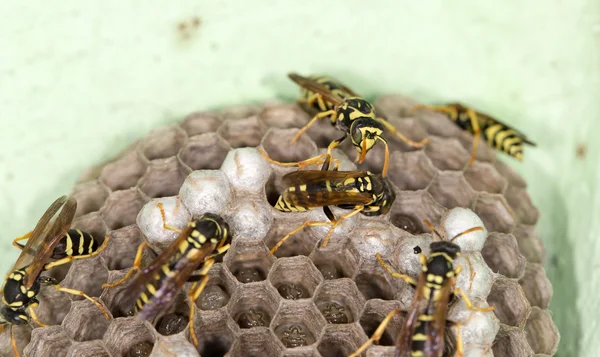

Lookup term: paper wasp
[1,196,110,357]
[102,203,231,346]
[411,103,536,166]
[350,221,494,357]
[268,154,395,254]
[262,73,428,177]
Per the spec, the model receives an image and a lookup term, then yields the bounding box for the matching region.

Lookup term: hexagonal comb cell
[358,299,403,348]
[487,278,531,327]
[59,255,108,301]
[264,217,320,258]
[389,190,446,235]
[229,329,283,357]
[180,111,222,136]
[0,325,30,357]
[140,125,187,161]
[24,325,72,357]
[269,256,322,300]
[191,313,234,357]
[100,188,148,230]
[427,170,477,209]
[524,307,560,355]
[261,128,318,165]
[154,294,190,336]
[179,133,231,170]
[372,94,419,119]
[494,159,527,189]
[35,285,72,326]
[259,104,311,129]
[272,301,326,348]
[424,136,470,171]
[481,233,527,279]
[62,300,110,341]
[317,324,367,357]
[464,162,508,194]
[519,263,553,309]
[492,328,534,357]
[354,261,398,301]
[100,151,148,191]
[125,340,154,357]
[504,185,539,225]
[227,283,279,329]
[103,318,155,356]
[196,264,237,311]
[512,224,545,264]
[387,150,437,191]
[314,279,365,324]
[67,340,110,357]
[473,193,516,233]
[218,116,266,148]
[71,180,110,217]
[101,225,154,271]
[226,240,275,284]
[310,245,359,280]
[137,157,190,198]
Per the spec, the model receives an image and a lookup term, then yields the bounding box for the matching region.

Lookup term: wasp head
[350,118,384,163]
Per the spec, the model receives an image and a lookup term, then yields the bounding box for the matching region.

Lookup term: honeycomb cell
[191,311,234,357]
[424,136,470,171]
[281,347,321,357]
[137,157,190,199]
[228,329,283,357]
[359,300,404,347]
[221,103,262,120]
[390,233,433,279]
[62,300,110,341]
[196,263,237,311]
[487,279,531,327]
[220,148,273,192]
[0,325,30,357]
[349,221,404,264]
[354,261,399,301]
[494,159,527,189]
[229,200,274,240]
[71,180,110,217]
[265,217,320,258]
[101,225,154,271]
[153,335,200,357]
[126,340,154,357]
[524,307,560,355]
[389,190,446,234]
[179,170,232,216]
[441,207,488,252]
[24,325,72,357]
[179,133,231,171]
[269,256,323,300]
[261,128,318,166]
[180,111,222,136]
[139,125,187,161]
[512,225,545,264]
[315,279,365,324]
[100,188,148,230]
[70,211,109,246]
[101,270,138,317]
[389,213,422,235]
[100,150,148,191]
[318,324,367,357]
[310,245,360,280]
[218,115,267,148]
[387,150,437,191]
[156,312,188,336]
[473,193,516,234]
[448,303,499,347]
[454,253,494,301]
[36,284,72,326]
[519,263,553,309]
[227,283,279,329]
[226,240,275,284]
[464,162,508,194]
[102,318,155,357]
[259,104,310,129]
[67,340,110,357]
[59,256,107,306]
[136,196,191,252]
[373,94,420,119]
[384,117,429,152]
[427,171,476,209]
[481,233,526,279]
[492,328,534,357]
[272,301,326,348]
[504,185,539,225]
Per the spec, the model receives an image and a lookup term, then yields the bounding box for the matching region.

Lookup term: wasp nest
[0,96,559,357]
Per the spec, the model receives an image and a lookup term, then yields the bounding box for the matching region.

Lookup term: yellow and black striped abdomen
[53,229,98,259]
[481,122,526,160]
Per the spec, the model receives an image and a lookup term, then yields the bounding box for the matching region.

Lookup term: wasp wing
[21,196,76,289]
[395,271,426,357]
[288,73,346,106]
[424,279,453,357]
[282,169,369,187]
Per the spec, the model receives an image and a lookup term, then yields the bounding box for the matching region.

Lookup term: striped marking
[77,230,85,255]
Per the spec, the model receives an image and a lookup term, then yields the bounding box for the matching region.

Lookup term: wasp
[102,203,231,346]
[411,103,536,166]
[268,154,395,254]
[261,73,428,177]
[350,221,494,357]
[0,196,111,357]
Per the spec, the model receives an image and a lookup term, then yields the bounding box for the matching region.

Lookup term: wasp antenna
[423,219,443,240]
[449,226,484,242]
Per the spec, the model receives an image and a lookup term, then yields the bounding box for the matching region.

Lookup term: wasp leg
[270,220,332,255]
[326,134,347,159]
[291,110,337,144]
[258,147,329,169]
[465,107,481,166]
[43,234,111,271]
[53,285,111,320]
[102,241,149,289]
[188,258,216,346]
[11,326,19,357]
[348,309,403,357]
[12,231,32,250]
[296,92,320,107]
[375,117,428,148]
[321,206,363,248]
[376,253,418,287]
[157,203,183,233]
[28,302,46,327]
[451,320,465,357]
[453,286,495,312]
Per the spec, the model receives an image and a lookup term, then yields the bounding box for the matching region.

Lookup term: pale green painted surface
[1,1,598,355]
